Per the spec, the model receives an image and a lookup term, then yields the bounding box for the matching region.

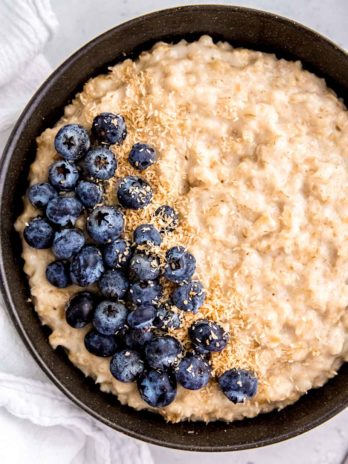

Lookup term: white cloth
[0,2,153,463]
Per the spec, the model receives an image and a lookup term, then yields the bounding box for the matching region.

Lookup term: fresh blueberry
[218,369,258,403]
[52,228,85,259]
[128,143,156,171]
[103,238,132,269]
[128,280,162,306]
[65,291,97,328]
[92,113,127,145]
[145,335,182,370]
[84,147,117,180]
[23,216,54,249]
[110,349,144,382]
[76,180,103,208]
[84,329,118,357]
[117,176,152,210]
[154,205,179,233]
[98,269,129,299]
[133,224,161,246]
[153,304,181,330]
[129,252,161,281]
[189,319,228,353]
[176,354,211,390]
[48,160,79,191]
[127,305,156,330]
[46,196,83,227]
[87,205,124,244]
[124,328,153,351]
[93,300,128,335]
[172,280,205,313]
[54,124,90,161]
[27,183,57,209]
[46,260,71,288]
[137,369,177,407]
[164,246,196,283]
[70,245,105,286]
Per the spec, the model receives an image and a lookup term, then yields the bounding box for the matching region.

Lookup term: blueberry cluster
[23,113,258,408]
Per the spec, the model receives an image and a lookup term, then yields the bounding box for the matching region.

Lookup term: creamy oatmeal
[15,36,348,422]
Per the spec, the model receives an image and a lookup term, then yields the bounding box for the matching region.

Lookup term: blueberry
[176,354,211,390]
[65,291,96,328]
[27,183,57,209]
[23,216,54,249]
[70,245,105,286]
[137,369,177,407]
[103,239,132,269]
[153,304,181,330]
[128,280,162,306]
[117,176,152,210]
[92,113,127,145]
[46,260,71,288]
[46,196,83,227]
[87,205,124,244]
[154,205,179,233]
[84,147,117,180]
[124,328,153,351]
[52,228,85,259]
[48,160,79,191]
[145,335,182,370]
[189,319,228,353]
[110,349,144,382]
[127,305,156,330]
[84,329,118,357]
[128,143,156,171]
[98,269,129,299]
[93,300,128,335]
[218,369,258,403]
[54,124,90,161]
[76,180,103,208]
[129,252,161,281]
[172,280,205,313]
[164,246,196,283]
[133,224,162,246]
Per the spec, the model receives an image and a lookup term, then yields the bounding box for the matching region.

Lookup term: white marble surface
[18,1,348,463]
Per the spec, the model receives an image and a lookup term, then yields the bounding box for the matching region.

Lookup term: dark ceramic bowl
[0,5,347,452]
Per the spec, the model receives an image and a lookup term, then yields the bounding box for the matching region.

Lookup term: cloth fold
[0,2,153,463]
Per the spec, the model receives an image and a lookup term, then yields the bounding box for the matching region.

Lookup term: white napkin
[0,2,153,463]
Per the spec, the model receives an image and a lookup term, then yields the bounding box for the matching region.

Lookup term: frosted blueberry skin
[117,176,153,210]
[123,328,154,351]
[133,223,162,246]
[52,228,85,260]
[218,369,258,403]
[23,216,54,249]
[127,305,156,330]
[110,349,145,383]
[176,354,211,390]
[65,292,97,329]
[84,330,118,357]
[46,260,71,288]
[46,196,83,227]
[86,205,124,245]
[154,205,179,233]
[27,183,57,209]
[129,252,161,281]
[70,245,105,287]
[103,238,132,269]
[93,300,128,335]
[128,143,157,171]
[48,160,79,191]
[164,246,196,283]
[128,280,163,306]
[54,124,90,161]
[92,113,127,145]
[189,319,228,353]
[172,280,205,313]
[145,335,182,370]
[84,147,117,180]
[137,369,177,407]
[153,304,182,330]
[76,180,103,208]
[98,269,129,300]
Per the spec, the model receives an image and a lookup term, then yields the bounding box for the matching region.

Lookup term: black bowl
[0,5,347,452]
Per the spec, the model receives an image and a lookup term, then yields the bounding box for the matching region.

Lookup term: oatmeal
[15,36,348,422]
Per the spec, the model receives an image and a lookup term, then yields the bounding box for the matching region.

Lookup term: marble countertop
[43,1,348,463]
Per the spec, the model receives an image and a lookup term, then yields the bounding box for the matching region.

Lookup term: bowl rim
[0,4,347,452]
